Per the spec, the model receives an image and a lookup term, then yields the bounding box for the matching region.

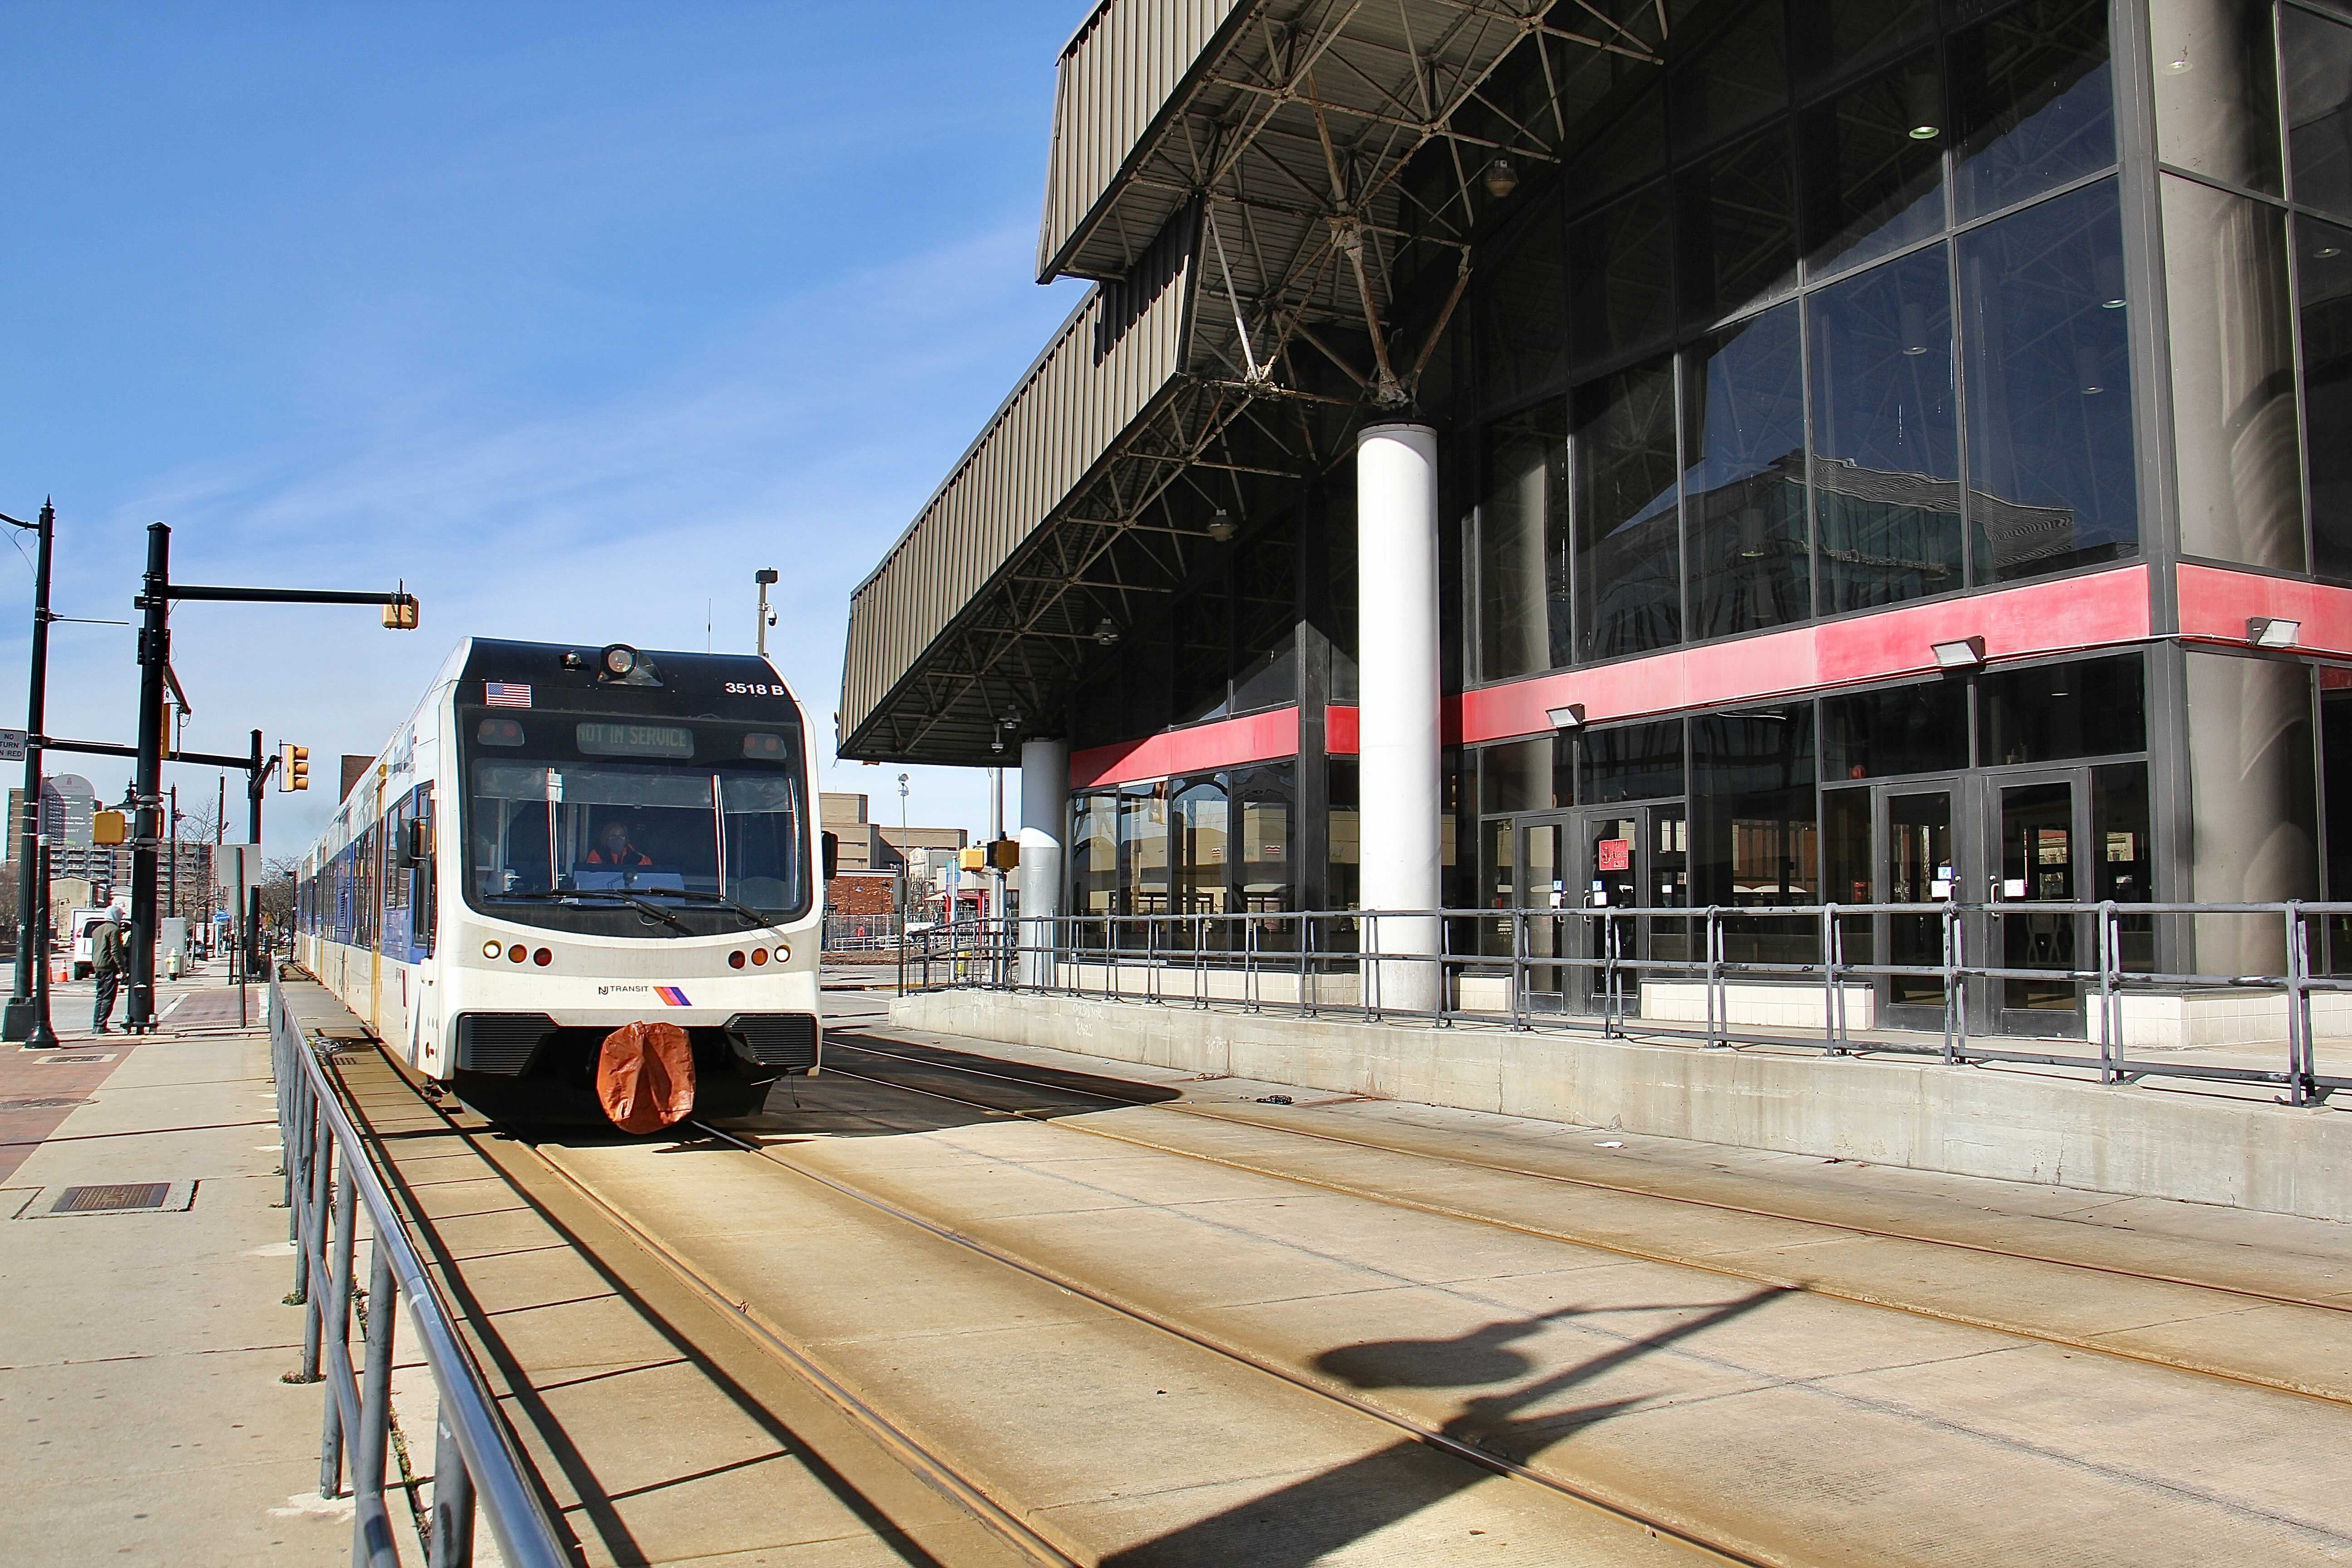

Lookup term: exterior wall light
[1483,157,1518,198]
[2249,617,2302,648]
[1546,703,1585,729]
[1930,636,1986,669]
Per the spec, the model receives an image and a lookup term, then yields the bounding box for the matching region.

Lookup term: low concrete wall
[892,989,2352,1223]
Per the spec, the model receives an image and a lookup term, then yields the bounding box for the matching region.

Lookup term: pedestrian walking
[90,907,128,1034]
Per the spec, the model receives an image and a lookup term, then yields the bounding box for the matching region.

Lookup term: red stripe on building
[1457,564,2152,745]
[1325,704,1360,756]
[2178,563,2352,658]
[1068,706,1300,789]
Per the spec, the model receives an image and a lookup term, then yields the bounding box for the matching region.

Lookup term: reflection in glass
[1677,126,1798,325]
[1799,52,1948,277]
[1581,88,1666,203]
[1959,178,2138,581]
[2161,175,2304,568]
[1172,568,1230,725]
[1823,787,1873,971]
[1790,0,1935,90]
[1328,759,1361,915]
[1823,678,1970,779]
[1671,1,1788,153]
[1171,776,1227,951]
[2149,0,2282,194]
[1570,187,1675,364]
[1949,0,2115,221]
[1118,782,1166,941]
[2303,217,2352,580]
[2284,5,2352,222]
[1809,246,1962,611]
[1573,358,1682,660]
[1685,304,1809,638]
[1478,408,1566,681]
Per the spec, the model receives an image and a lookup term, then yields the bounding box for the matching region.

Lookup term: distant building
[819,792,969,916]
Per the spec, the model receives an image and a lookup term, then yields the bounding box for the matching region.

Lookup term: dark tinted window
[1823,679,1970,778]
[1582,719,1686,803]
[1570,187,1676,364]
[1958,177,2138,580]
[1672,2,1788,152]
[1949,0,2115,221]
[2285,5,2352,221]
[1691,705,1818,907]
[1809,245,1962,610]
[1979,652,2146,764]
[1799,52,1947,277]
[1572,358,1682,660]
[1677,126,1798,324]
[1684,304,1809,638]
[2304,216,2352,581]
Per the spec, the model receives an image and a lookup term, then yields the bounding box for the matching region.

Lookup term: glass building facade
[1033,0,2352,1035]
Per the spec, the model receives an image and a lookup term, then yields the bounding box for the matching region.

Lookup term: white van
[67,906,126,979]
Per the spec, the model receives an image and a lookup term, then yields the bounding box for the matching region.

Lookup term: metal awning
[840,0,1666,766]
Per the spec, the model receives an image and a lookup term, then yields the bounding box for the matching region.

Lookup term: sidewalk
[0,979,353,1565]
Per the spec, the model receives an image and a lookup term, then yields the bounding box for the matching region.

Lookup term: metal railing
[270,976,573,1568]
[901,900,2352,1107]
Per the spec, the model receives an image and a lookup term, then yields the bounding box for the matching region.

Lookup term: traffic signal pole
[122,521,416,1032]
[3,502,57,1048]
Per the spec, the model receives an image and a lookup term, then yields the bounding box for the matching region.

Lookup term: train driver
[587,820,654,867]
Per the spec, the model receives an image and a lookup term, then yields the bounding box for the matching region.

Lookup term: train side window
[416,785,436,956]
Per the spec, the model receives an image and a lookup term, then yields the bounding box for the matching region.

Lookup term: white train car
[296,637,824,1119]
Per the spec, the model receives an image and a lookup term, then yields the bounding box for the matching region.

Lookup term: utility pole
[3,501,57,1047]
[121,522,418,1031]
[755,568,778,657]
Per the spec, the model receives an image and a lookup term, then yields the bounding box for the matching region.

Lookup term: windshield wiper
[485,889,693,935]
[650,887,784,930]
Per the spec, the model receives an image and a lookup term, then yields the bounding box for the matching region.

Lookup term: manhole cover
[27,1181,194,1218]
[34,1054,112,1065]
[1,1098,89,1110]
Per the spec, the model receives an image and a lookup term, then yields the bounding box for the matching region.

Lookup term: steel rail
[673,1117,1774,1567]
[815,1038,2352,1406]
[504,1134,1087,1568]
[271,980,573,1568]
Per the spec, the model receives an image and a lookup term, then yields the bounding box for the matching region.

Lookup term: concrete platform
[892,988,2352,1221]
[0,981,353,1566]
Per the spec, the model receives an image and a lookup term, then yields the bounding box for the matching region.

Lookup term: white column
[1357,423,1443,1013]
[1017,738,1068,988]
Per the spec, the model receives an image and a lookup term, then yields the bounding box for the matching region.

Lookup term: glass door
[1518,822,1567,1009]
[1987,772,2089,1036]
[1883,786,1960,1027]
[1573,811,1645,1013]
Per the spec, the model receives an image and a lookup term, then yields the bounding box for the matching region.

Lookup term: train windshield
[460,712,809,937]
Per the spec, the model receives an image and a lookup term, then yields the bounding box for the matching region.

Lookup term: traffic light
[92,810,127,846]
[382,593,420,630]
[279,743,309,792]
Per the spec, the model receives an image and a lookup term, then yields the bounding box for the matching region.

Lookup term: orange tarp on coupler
[597,1020,696,1133]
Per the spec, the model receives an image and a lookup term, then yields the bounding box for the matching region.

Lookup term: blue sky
[0,2,1090,857]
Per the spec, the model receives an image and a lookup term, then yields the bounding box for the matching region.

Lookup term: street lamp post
[755,568,778,658]
[121,521,417,1032]
[3,502,57,1048]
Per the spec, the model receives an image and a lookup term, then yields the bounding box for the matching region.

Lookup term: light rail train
[295,637,824,1119]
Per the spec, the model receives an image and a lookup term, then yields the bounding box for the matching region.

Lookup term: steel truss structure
[842,0,1672,766]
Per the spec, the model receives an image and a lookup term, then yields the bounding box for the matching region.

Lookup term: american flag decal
[485,681,531,708]
[655,986,690,1006]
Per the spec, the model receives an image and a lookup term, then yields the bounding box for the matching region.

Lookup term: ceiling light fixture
[1904,75,1941,139]
[1931,636,1987,670]
[1206,508,1237,543]
[1093,616,1121,647]
[1483,157,1519,198]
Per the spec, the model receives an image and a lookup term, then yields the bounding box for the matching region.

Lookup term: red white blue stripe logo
[485,681,531,708]
[655,986,690,1006]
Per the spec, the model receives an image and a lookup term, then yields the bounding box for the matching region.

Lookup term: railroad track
[815,1032,2352,1407]
[377,1054,1755,1568]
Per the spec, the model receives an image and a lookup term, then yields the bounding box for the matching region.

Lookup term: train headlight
[774,943,789,962]
[750,947,768,966]
[601,644,637,676]
[483,940,502,960]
